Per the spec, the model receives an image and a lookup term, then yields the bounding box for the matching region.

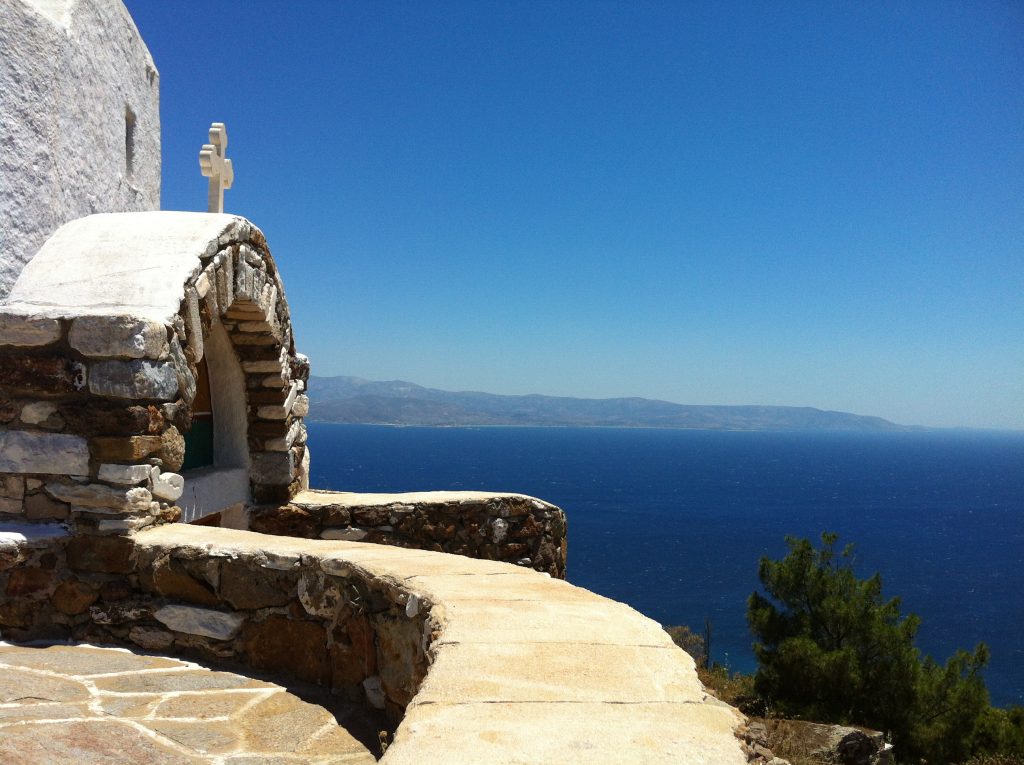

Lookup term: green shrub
[747,532,1004,764]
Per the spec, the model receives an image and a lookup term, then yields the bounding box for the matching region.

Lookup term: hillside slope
[307,376,908,431]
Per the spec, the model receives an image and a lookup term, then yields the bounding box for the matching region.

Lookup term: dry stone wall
[0,213,309,534]
[0,524,753,764]
[0,524,432,722]
[250,490,568,578]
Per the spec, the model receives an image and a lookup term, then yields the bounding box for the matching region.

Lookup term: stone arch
[174,220,311,514]
[0,211,309,532]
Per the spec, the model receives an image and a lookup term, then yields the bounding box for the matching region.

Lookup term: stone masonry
[0,212,310,538]
[0,523,751,763]
[251,490,567,578]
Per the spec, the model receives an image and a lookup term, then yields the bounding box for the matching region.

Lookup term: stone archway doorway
[180,318,251,526]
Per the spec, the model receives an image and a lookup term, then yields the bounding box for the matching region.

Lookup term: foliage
[968,705,1024,762]
[666,624,707,669]
[746,532,1014,764]
[665,623,757,708]
[748,532,922,732]
[698,664,757,709]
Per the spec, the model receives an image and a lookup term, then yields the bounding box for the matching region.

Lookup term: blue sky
[124,1,1023,429]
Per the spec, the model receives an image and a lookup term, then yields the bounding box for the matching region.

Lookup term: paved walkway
[0,643,381,764]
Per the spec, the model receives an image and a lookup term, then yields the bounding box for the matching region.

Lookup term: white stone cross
[198,122,233,213]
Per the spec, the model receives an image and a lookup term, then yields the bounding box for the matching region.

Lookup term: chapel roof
[2,212,256,323]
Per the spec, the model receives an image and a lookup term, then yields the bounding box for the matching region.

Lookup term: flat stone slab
[0,643,378,764]
[388,701,745,765]
[293,489,551,507]
[417,642,704,704]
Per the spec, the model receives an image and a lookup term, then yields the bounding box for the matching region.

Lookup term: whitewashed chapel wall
[0,0,160,299]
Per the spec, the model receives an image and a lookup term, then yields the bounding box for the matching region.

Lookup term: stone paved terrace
[0,643,380,764]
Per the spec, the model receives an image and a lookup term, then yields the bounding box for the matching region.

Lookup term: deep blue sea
[306,424,1024,707]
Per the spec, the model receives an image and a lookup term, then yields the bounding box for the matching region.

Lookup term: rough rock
[45,483,152,513]
[88,359,178,400]
[19,401,57,425]
[90,435,163,462]
[24,492,69,520]
[127,625,175,651]
[0,476,24,500]
[98,463,152,485]
[242,616,330,685]
[762,720,891,765]
[374,614,427,707]
[0,354,85,394]
[158,426,185,472]
[69,316,168,359]
[152,604,244,640]
[0,430,90,475]
[249,504,318,537]
[60,401,163,436]
[150,469,184,502]
[50,578,99,615]
[292,393,310,417]
[219,560,292,610]
[66,535,136,573]
[146,556,219,606]
[0,313,62,346]
[6,566,53,596]
[331,614,377,688]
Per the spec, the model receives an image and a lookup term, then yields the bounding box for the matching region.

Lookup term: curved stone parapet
[250,489,568,578]
[131,525,748,763]
[0,520,748,761]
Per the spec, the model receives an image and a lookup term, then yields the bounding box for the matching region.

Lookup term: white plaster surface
[0,0,161,299]
[205,319,250,471]
[218,501,249,530]
[295,489,556,509]
[3,212,249,323]
[176,318,253,522]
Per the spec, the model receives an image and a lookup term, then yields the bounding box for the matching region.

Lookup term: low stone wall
[0,523,749,763]
[249,489,567,578]
[0,523,432,721]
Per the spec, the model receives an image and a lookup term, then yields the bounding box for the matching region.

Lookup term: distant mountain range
[306,376,910,431]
